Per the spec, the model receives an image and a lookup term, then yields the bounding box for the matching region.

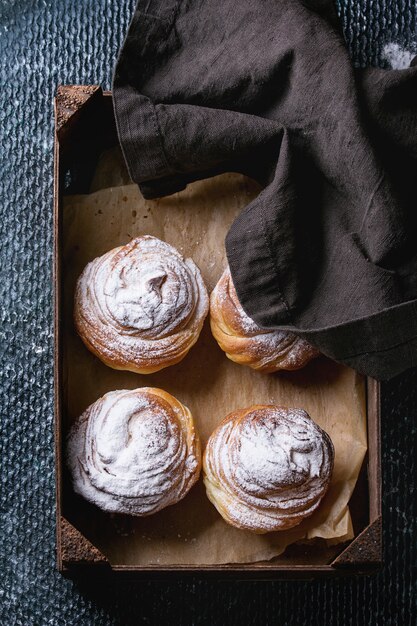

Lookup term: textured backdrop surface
[0,1,416,624]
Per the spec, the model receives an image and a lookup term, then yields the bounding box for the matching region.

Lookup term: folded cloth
[113,0,417,380]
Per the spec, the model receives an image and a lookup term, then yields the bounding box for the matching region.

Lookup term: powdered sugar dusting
[210,268,319,371]
[204,406,334,532]
[106,267,168,331]
[74,236,209,372]
[67,388,200,516]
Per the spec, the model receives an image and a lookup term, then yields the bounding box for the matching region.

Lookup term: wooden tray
[54,86,382,578]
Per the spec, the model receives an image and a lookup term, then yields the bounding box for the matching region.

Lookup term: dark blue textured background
[0,1,416,624]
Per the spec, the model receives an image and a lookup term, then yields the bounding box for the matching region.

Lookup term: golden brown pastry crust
[203,405,334,533]
[67,387,201,516]
[74,236,209,373]
[210,268,319,372]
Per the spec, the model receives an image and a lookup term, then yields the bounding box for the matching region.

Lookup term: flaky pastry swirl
[203,405,334,533]
[210,268,319,372]
[67,388,201,516]
[74,236,209,373]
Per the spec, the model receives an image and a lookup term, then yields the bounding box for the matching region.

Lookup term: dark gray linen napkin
[113,0,417,380]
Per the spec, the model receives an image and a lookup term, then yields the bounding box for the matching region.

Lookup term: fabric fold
[113,0,417,379]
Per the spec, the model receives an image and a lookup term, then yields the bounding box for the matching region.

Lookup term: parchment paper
[62,148,368,565]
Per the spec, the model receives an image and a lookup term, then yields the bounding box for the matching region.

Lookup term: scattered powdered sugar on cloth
[382,42,416,69]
